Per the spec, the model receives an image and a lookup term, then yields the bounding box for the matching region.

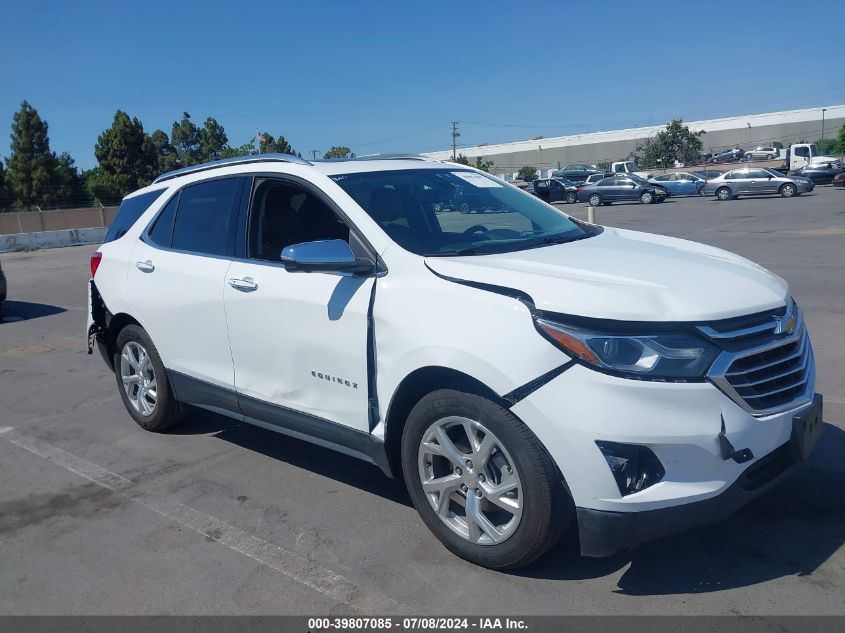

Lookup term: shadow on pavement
[519,421,845,594]
[0,300,66,322]
[165,403,844,593]
[171,408,412,508]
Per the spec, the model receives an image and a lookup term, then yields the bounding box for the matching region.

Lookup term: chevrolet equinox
[87,154,822,570]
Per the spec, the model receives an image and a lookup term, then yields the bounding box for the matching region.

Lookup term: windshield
[332,168,597,256]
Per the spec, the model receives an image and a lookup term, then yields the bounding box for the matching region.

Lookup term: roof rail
[152,153,312,184]
[317,153,442,162]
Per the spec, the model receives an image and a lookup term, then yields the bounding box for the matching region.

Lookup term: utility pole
[450,122,460,161]
[310,149,320,160]
[822,108,827,141]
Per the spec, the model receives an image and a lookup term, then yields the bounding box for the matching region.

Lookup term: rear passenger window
[148,194,179,247]
[105,189,166,242]
[171,178,239,256]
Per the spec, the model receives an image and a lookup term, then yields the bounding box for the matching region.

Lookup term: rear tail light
[90,251,102,278]
[578,185,583,192]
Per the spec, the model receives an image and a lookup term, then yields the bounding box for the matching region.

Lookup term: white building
[423,105,845,179]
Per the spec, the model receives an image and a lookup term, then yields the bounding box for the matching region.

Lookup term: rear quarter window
[105,189,167,243]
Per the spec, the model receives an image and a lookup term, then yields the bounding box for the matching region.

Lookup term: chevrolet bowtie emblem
[773,311,797,335]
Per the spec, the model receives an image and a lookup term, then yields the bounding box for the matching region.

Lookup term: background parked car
[703,167,814,200]
[577,176,667,206]
[649,172,706,196]
[745,144,784,161]
[792,162,845,185]
[711,148,745,163]
[689,169,725,180]
[551,164,602,182]
[583,172,614,186]
[531,178,579,204]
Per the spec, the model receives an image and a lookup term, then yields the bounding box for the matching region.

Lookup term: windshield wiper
[425,246,496,257]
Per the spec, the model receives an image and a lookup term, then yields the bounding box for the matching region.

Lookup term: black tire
[779,183,796,198]
[588,193,602,207]
[113,324,183,432]
[640,191,654,204]
[698,186,705,196]
[565,191,577,204]
[401,389,572,570]
[716,187,732,201]
[459,202,470,214]
[767,154,775,160]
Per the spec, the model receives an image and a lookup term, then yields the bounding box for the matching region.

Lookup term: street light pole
[822,108,827,141]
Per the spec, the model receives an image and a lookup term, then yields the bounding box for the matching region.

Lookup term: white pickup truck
[783,143,843,172]
[611,161,653,179]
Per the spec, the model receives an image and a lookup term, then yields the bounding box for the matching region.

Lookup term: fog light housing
[596,441,665,496]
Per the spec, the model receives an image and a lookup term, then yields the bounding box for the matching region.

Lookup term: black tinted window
[148,194,179,247]
[171,178,239,256]
[248,179,350,262]
[105,189,166,242]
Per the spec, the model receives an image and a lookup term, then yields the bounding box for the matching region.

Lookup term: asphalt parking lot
[1,186,844,615]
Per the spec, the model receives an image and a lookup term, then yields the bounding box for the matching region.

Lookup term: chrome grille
[702,302,815,416]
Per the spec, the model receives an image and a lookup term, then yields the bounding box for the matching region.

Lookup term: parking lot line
[0,425,409,614]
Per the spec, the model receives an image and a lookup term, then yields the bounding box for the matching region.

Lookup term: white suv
[88,154,822,570]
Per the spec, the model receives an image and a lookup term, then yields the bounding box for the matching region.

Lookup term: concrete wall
[0,227,107,253]
[0,206,119,236]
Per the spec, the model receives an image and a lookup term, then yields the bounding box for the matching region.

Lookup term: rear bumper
[577,396,821,557]
[0,270,6,303]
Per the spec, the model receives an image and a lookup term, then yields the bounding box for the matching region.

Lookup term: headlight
[534,317,719,380]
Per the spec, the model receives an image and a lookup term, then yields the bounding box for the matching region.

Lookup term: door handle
[136,260,155,273]
[228,277,258,291]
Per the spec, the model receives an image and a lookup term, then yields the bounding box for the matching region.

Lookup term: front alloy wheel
[640,191,654,204]
[402,390,572,570]
[780,183,796,198]
[418,416,523,545]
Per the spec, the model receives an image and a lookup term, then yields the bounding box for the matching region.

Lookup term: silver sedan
[702,168,814,200]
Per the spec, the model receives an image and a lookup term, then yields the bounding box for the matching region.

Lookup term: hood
[425,227,788,322]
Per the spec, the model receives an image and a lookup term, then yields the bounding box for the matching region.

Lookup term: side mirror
[280,239,374,275]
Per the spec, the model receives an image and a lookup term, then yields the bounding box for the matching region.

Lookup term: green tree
[815,137,841,155]
[474,156,494,173]
[837,123,845,154]
[6,101,58,209]
[149,129,180,173]
[94,110,158,197]
[0,161,9,209]
[53,152,86,207]
[517,165,537,181]
[199,117,228,161]
[634,119,705,168]
[323,146,354,159]
[83,166,122,205]
[259,132,297,156]
[171,112,202,166]
[219,138,257,159]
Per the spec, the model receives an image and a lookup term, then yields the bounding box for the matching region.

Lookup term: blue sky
[2,0,843,169]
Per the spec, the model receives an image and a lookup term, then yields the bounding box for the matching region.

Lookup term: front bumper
[578,394,821,556]
[510,362,820,557]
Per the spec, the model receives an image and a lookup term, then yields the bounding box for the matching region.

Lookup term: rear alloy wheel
[402,390,571,570]
[640,191,654,204]
[565,191,577,204]
[716,187,732,201]
[588,193,602,207]
[780,183,796,198]
[114,325,183,432]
